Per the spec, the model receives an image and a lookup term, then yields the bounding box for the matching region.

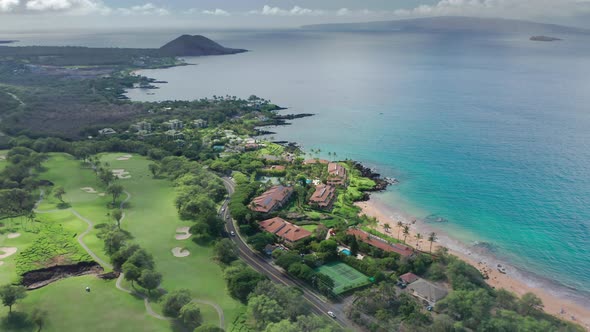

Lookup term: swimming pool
[341,249,351,256]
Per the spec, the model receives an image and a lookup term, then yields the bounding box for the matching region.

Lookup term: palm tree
[397,221,403,239]
[428,232,438,253]
[383,223,391,233]
[402,225,410,244]
[415,233,422,248]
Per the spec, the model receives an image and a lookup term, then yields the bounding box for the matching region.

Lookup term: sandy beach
[355,200,590,330]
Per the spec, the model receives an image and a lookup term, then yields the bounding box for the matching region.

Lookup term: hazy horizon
[1,0,590,32]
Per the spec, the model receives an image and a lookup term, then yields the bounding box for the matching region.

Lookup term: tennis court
[315,261,371,294]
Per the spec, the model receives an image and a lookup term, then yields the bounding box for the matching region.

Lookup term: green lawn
[1,152,242,331]
[96,153,242,328]
[6,275,170,332]
[314,261,371,295]
[302,225,318,232]
[0,150,7,171]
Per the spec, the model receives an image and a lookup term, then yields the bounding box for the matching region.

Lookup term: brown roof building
[259,217,312,244]
[250,185,293,213]
[400,272,420,284]
[309,184,336,210]
[263,165,286,172]
[327,162,347,186]
[347,228,414,257]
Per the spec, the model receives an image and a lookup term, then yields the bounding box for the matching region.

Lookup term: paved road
[220,177,355,329]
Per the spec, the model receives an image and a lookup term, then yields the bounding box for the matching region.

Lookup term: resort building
[309,184,336,210]
[347,228,414,257]
[193,119,207,128]
[131,121,152,132]
[399,272,420,285]
[406,278,448,306]
[259,217,312,245]
[163,119,183,130]
[249,185,294,213]
[98,128,116,135]
[327,162,347,186]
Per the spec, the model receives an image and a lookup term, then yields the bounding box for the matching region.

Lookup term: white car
[327,311,336,318]
[230,231,236,236]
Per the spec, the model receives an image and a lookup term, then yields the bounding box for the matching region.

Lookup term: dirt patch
[80,187,98,194]
[7,233,21,239]
[98,193,106,197]
[175,227,192,240]
[0,155,6,161]
[112,169,131,179]
[116,154,133,161]
[0,247,17,259]
[22,262,103,289]
[0,261,4,266]
[172,247,190,257]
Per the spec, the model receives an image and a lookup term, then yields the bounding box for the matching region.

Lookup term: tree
[53,186,66,203]
[98,168,115,186]
[213,239,238,264]
[224,263,266,302]
[194,324,224,332]
[397,221,403,239]
[402,225,410,244]
[383,223,391,233]
[107,183,124,206]
[518,292,544,315]
[137,269,162,294]
[350,237,359,256]
[163,289,192,317]
[179,302,203,330]
[248,295,284,329]
[428,232,438,253]
[0,285,27,313]
[415,233,422,248]
[30,308,48,332]
[112,209,123,229]
[148,163,160,178]
[247,232,276,253]
[122,261,142,287]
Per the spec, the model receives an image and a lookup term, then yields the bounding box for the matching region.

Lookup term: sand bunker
[172,247,190,257]
[7,233,21,239]
[80,187,98,194]
[0,262,4,266]
[0,155,6,161]
[175,227,192,240]
[0,247,17,259]
[112,169,131,179]
[98,193,106,197]
[116,154,133,161]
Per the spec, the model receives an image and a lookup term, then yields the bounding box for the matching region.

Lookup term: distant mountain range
[302,16,590,35]
[159,35,246,56]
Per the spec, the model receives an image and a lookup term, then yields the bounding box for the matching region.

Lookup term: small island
[530,35,562,42]
[0,40,17,44]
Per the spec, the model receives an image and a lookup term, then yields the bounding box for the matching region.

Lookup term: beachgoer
[86,286,90,292]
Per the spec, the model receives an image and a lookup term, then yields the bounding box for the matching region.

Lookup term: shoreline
[355,198,590,330]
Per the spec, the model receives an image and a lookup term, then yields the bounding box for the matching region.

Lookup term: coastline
[355,197,590,330]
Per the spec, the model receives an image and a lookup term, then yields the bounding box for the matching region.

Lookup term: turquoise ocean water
[112,30,590,304]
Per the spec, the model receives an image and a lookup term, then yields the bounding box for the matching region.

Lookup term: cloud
[202,8,229,16]
[336,8,351,16]
[114,3,169,16]
[0,0,19,12]
[250,5,323,16]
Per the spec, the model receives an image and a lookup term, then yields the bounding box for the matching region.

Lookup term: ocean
[12,29,590,305]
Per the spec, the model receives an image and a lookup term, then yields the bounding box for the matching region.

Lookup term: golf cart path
[35,190,225,327]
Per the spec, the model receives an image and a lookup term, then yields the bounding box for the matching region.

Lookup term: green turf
[0,150,6,171]
[96,153,242,328]
[10,152,242,331]
[314,261,371,295]
[302,225,318,232]
[4,275,170,332]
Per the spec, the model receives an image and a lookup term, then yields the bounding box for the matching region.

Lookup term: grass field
[0,153,242,331]
[314,261,371,295]
[0,149,7,171]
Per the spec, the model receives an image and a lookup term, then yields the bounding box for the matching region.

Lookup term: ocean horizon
[105,29,590,306]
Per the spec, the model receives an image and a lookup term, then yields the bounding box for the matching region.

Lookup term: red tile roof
[347,228,414,257]
[250,185,293,213]
[309,184,336,208]
[259,217,312,243]
[400,272,420,284]
[327,162,347,185]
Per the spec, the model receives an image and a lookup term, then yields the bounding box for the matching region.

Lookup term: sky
[1,0,590,32]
